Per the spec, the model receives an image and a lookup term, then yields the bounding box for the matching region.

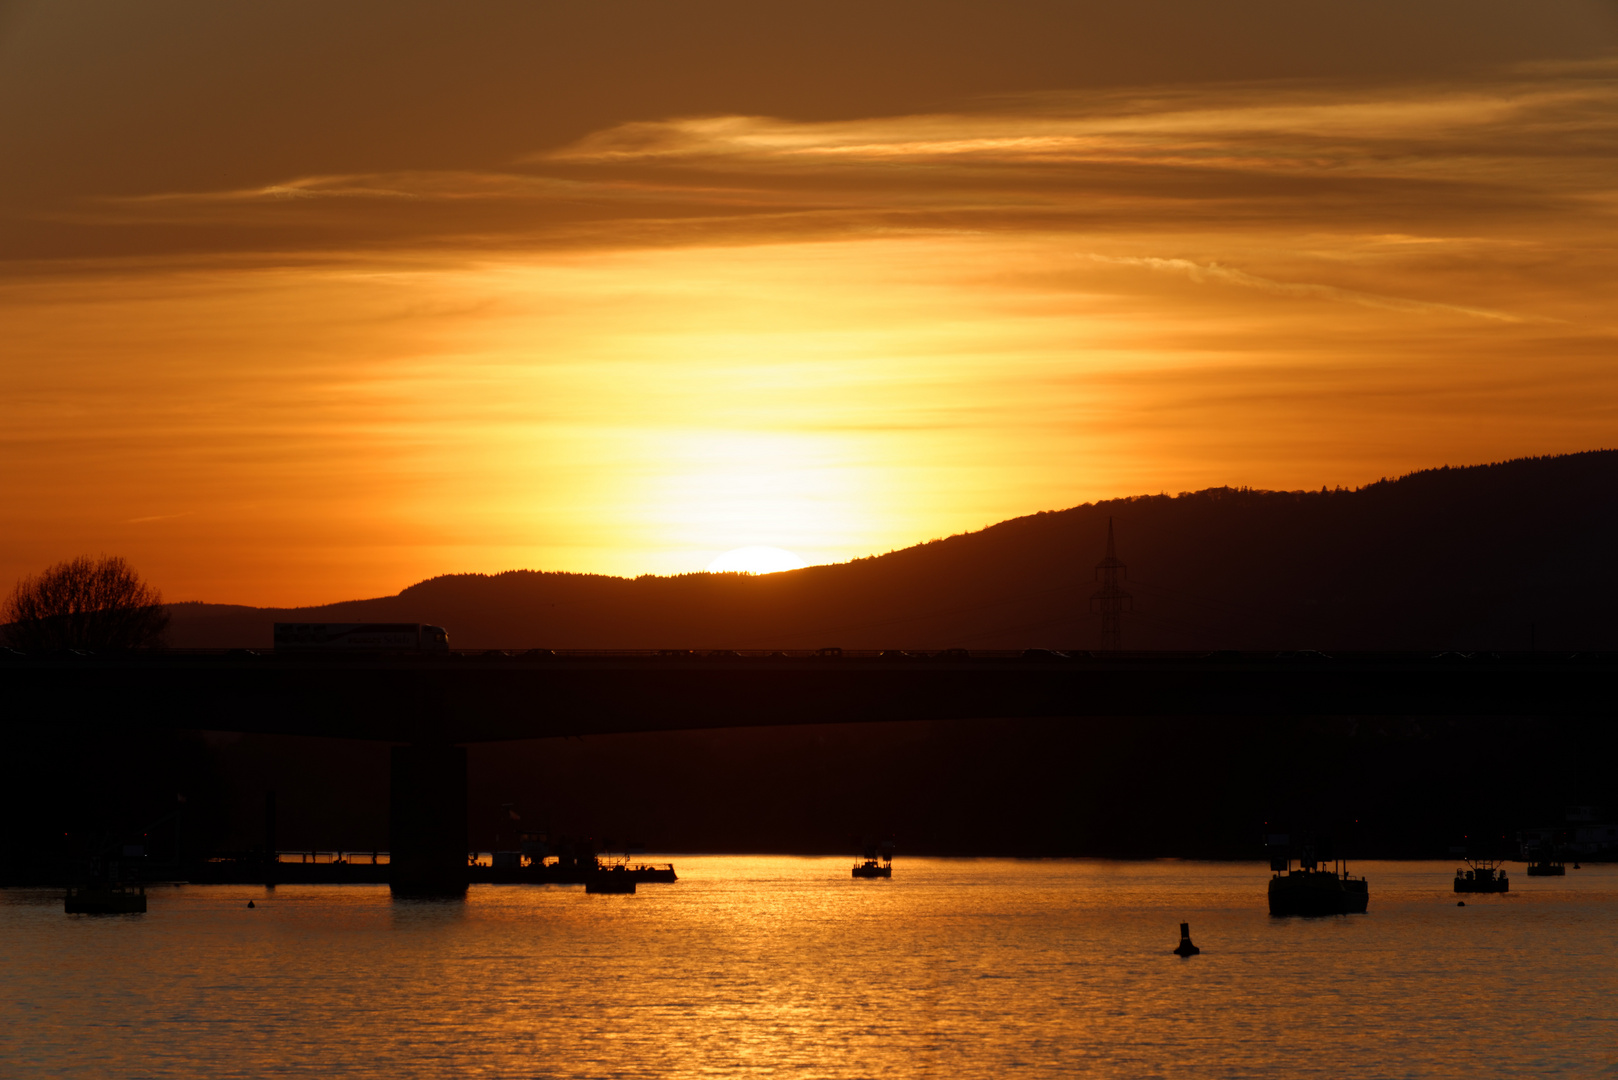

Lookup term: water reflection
[388,892,470,931]
[3,859,1616,1078]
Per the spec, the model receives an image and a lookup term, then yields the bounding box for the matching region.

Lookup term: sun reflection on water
[3,858,1617,1077]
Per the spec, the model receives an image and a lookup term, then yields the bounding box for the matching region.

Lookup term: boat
[851,858,891,878]
[852,839,894,879]
[591,842,675,885]
[1517,805,1618,864]
[65,880,146,914]
[1525,847,1566,877]
[1267,844,1369,916]
[1454,856,1509,893]
[584,865,636,894]
[492,833,676,886]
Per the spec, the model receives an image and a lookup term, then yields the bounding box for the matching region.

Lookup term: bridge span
[6,648,1611,740]
[7,648,1613,890]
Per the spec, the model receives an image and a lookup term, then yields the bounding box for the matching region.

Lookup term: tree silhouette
[2,555,170,650]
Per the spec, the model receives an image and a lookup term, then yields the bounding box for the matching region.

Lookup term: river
[3,858,1615,1077]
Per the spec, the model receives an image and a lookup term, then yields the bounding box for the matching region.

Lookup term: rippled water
[4,859,1617,1078]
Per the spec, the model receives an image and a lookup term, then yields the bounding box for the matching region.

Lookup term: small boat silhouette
[1454,856,1509,893]
[585,864,637,894]
[1266,842,1368,916]
[65,880,146,915]
[852,839,894,879]
[1524,848,1566,876]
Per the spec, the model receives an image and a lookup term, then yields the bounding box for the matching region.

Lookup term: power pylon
[1090,517,1132,651]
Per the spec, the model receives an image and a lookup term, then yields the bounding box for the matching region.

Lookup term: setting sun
[705,546,809,575]
[7,2,1618,1074]
[3,1,1615,611]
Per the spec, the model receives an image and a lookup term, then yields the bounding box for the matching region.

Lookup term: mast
[1090,517,1132,651]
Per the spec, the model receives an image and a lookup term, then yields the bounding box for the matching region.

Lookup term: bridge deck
[5,649,1612,742]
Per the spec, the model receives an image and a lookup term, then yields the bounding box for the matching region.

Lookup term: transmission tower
[1090,517,1132,651]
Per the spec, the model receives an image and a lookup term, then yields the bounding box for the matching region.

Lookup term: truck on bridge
[273,623,450,652]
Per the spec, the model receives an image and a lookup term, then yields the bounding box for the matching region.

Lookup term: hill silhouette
[170,450,1618,652]
[11,450,1616,876]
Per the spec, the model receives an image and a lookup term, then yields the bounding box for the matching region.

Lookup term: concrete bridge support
[389,743,468,895]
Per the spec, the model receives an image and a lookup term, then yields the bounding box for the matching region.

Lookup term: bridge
[6,648,1613,890]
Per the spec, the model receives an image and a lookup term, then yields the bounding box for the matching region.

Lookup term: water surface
[4,859,1616,1078]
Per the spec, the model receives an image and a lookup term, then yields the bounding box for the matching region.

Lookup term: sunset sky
[4,0,1617,605]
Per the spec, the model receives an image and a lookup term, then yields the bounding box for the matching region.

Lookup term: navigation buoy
[1456,901,1465,907]
[247,900,256,908]
[1173,922,1200,957]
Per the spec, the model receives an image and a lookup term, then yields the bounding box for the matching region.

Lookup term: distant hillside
[169,450,1618,652]
[11,450,1616,868]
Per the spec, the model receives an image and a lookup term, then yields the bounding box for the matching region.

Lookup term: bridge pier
[389,743,468,895]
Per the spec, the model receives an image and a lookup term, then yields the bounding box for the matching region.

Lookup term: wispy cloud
[16,68,1616,351]
[1083,255,1533,323]
[543,78,1618,179]
[106,171,586,205]
[7,64,1618,601]
[49,70,1618,258]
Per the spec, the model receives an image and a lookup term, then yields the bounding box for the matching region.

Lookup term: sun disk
[705,546,809,575]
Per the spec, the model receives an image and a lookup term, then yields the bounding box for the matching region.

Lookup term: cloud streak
[5,59,1618,601]
[23,68,1616,264]
[1084,255,1533,323]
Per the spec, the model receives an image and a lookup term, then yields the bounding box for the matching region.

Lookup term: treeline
[171,450,1618,652]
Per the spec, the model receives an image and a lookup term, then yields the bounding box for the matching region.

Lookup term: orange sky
[3,1,1617,605]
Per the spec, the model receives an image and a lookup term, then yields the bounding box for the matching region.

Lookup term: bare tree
[2,555,170,650]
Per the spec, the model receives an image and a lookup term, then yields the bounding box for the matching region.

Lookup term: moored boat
[1454,856,1509,893]
[1523,842,1565,877]
[585,865,637,894]
[490,833,677,885]
[65,880,146,914]
[1267,841,1368,916]
[852,839,894,879]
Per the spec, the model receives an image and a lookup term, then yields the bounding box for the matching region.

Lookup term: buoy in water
[1457,901,1465,907]
[1173,922,1200,957]
[247,900,256,908]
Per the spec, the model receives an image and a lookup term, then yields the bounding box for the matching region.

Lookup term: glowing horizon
[705,547,810,575]
[3,3,1617,607]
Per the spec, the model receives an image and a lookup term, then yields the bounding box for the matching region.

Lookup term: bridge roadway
[7,648,1612,891]
[5,648,1613,742]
